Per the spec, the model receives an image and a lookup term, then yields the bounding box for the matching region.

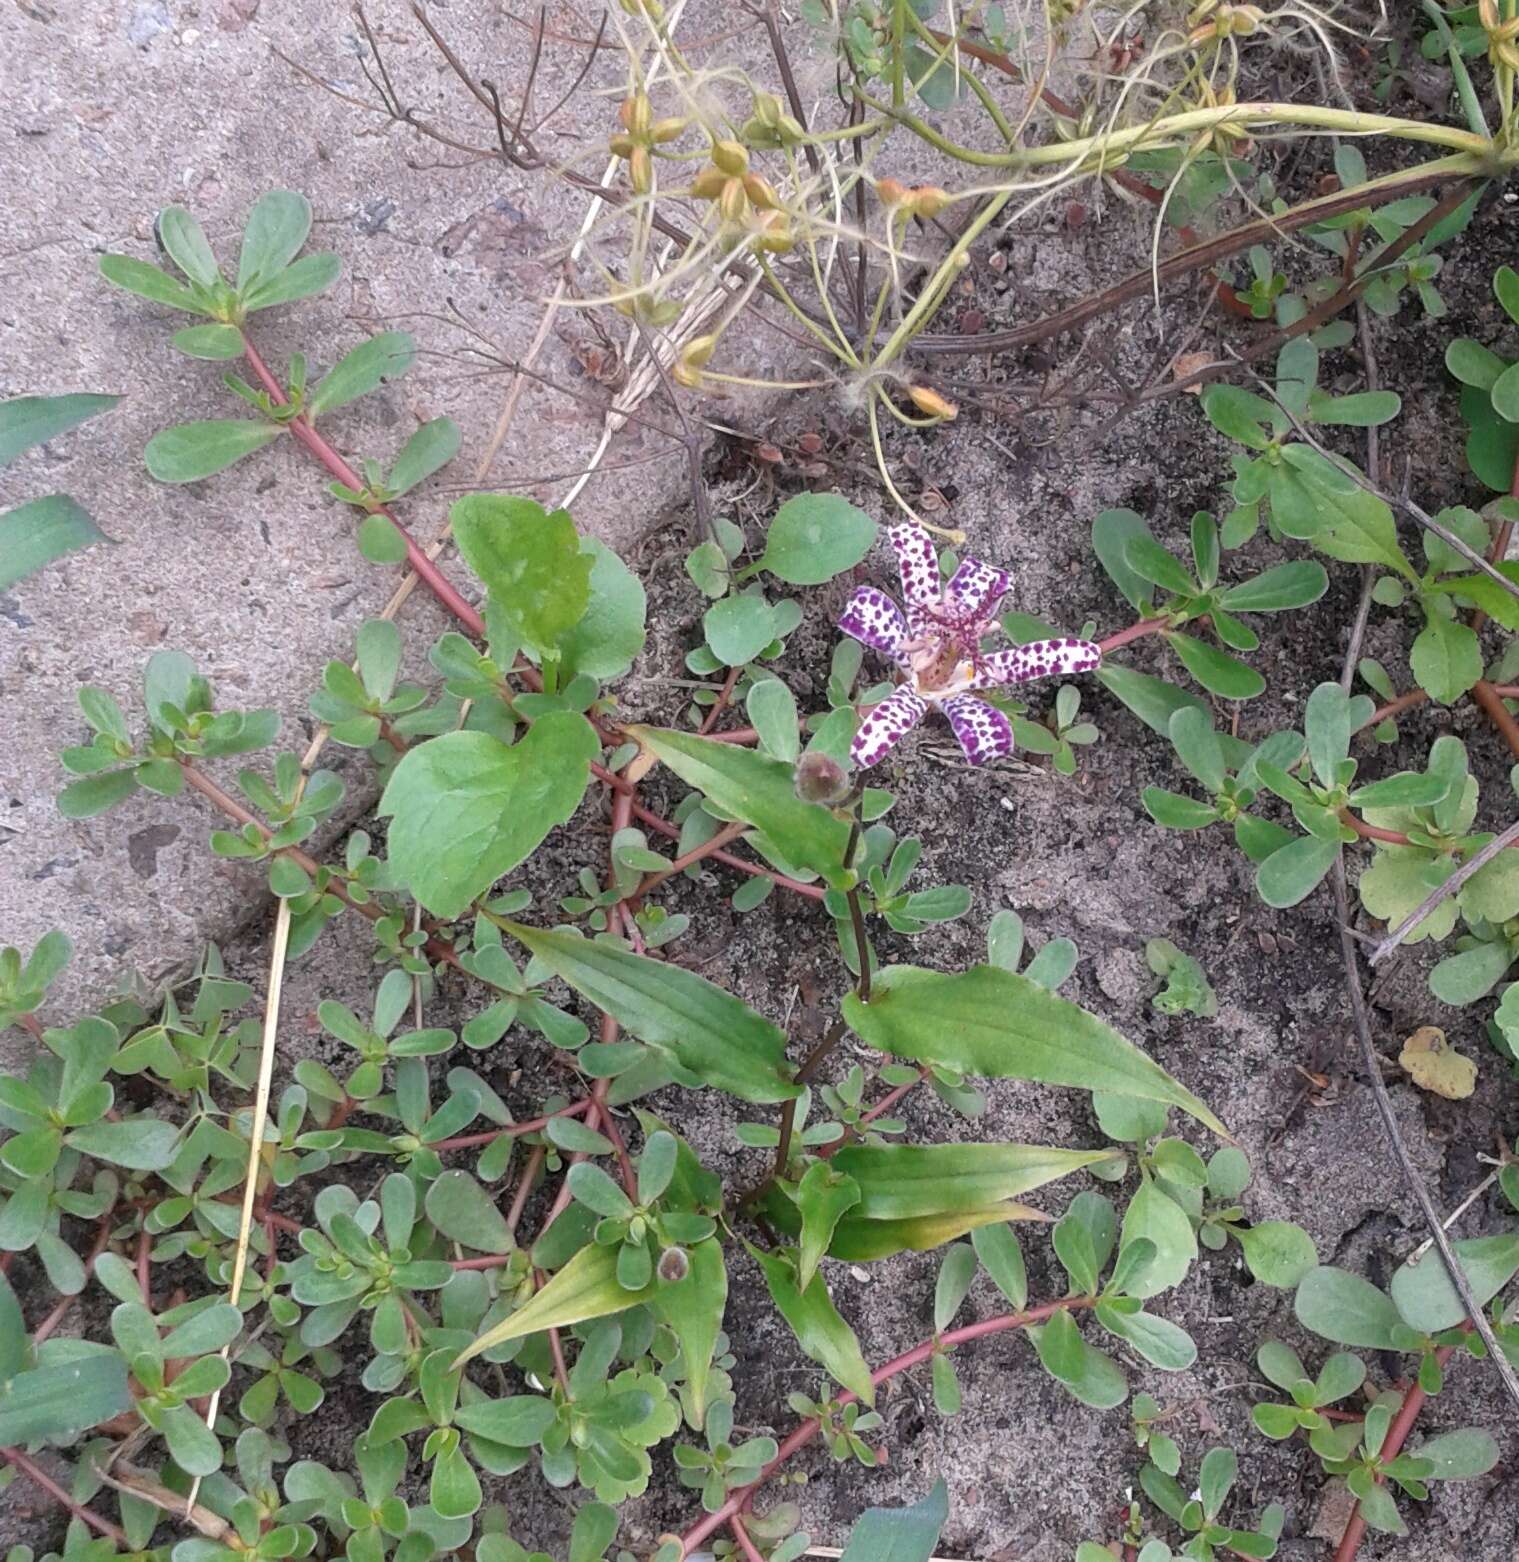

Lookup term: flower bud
[657,1246,690,1283]
[651,116,687,144]
[683,333,719,368]
[876,177,909,208]
[743,173,780,211]
[752,90,783,128]
[908,385,958,421]
[777,114,805,144]
[911,186,951,218]
[794,750,849,805]
[711,139,749,176]
[609,131,636,160]
[619,92,653,138]
[753,211,793,253]
[629,146,653,195]
[718,176,748,225]
[690,165,728,201]
[672,360,703,389]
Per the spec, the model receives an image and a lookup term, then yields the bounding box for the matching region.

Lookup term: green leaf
[1310,488,1415,575]
[1142,788,1220,830]
[1199,1446,1237,1520]
[237,191,314,293]
[1255,835,1338,909]
[159,206,221,288]
[830,1141,1122,1220]
[748,1243,874,1405]
[307,333,417,417]
[755,493,877,584]
[1446,337,1506,390]
[1428,567,1519,631]
[1032,1309,1127,1408]
[934,1242,977,1332]
[358,512,409,564]
[1091,509,1157,610]
[452,495,592,659]
[569,1503,619,1562]
[1389,1233,1519,1332]
[454,1242,653,1367]
[241,252,342,313]
[1096,1302,1196,1370]
[747,679,801,764]
[425,1170,516,1255]
[500,923,798,1103]
[837,1480,948,1562]
[1409,1428,1499,1480]
[453,1394,556,1446]
[1096,665,1208,738]
[0,393,120,467]
[1219,561,1328,613]
[646,1237,726,1424]
[1233,1221,1317,1288]
[556,539,646,682]
[1310,389,1402,426]
[1119,1183,1196,1297]
[1164,633,1264,699]
[1410,614,1483,704]
[99,253,208,314]
[1123,536,1195,596]
[796,1163,861,1290]
[0,495,112,590]
[841,964,1226,1135]
[145,419,281,482]
[703,595,778,666]
[65,1115,180,1170]
[1492,360,1519,422]
[57,768,139,819]
[1305,681,1352,786]
[1168,707,1226,793]
[1201,385,1275,449]
[0,1356,132,1445]
[972,1222,1027,1309]
[628,725,852,883]
[1430,938,1515,1005]
[386,418,461,498]
[1295,1266,1403,1348]
[378,713,598,920]
[171,324,245,360]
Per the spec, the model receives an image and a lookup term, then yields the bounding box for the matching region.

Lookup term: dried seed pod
[876,177,909,208]
[618,92,653,137]
[718,177,749,225]
[650,116,687,144]
[743,173,780,211]
[907,385,958,421]
[711,139,749,176]
[690,165,728,201]
[794,751,850,805]
[629,146,653,195]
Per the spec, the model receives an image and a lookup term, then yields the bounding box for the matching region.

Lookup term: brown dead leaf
[1399,1026,1477,1100]
[1172,351,1214,392]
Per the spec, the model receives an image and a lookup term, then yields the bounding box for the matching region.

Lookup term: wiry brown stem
[0,1446,126,1543]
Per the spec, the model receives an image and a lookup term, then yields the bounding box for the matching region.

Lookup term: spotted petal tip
[851,685,928,769]
[838,586,909,662]
[941,694,1013,766]
[970,637,1103,690]
[886,522,941,609]
[944,555,1011,623]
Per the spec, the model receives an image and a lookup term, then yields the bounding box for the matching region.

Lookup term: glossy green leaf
[1310,489,1414,576]
[1091,509,1157,610]
[65,1115,180,1171]
[830,1141,1122,1220]
[386,418,461,498]
[145,419,281,482]
[841,964,1225,1135]
[557,539,647,682]
[1033,1309,1127,1408]
[796,1163,861,1291]
[1096,1302,1196,1370]
[0,393,120,468]
[748,1242,874,1405]
[171,324,244,360]
[1233,1221,1317,1288]
[1165,633,1264,699]
[629,725,852,883]
[1446,337,1506,390]
[99,254,207,314]
[1119,1182,1196,1298]
[454,1243,653,1367]
[1411,614,1482,704]
[378,712,598,920]
[934,1243,977,1332]
[501,923,798,1103]
[1219,561,1328,613]
[307,332,416,417]
[0,495,111,591]
[703,595,778,666]
[452,1395,557,1446]
[1123,536,1195,596]
[1255,835,1339,909]
[1389,1233,1519,1332]
[241,252,341,313]
[237,191,314,292]
[755,493,877,584]
[809,1201,1049,1262]
[1409,1428,1499,1480]
[1096,664,1208,738]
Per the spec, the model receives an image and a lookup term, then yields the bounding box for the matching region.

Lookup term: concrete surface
[1,0,815,1052]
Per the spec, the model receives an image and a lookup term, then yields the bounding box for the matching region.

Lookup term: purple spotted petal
[838,586,909,662]
[940,694,1013,766]
[851,685,928,769]
[969,637,1102,690]
[944,555,1010,624]
[887,522,941,615]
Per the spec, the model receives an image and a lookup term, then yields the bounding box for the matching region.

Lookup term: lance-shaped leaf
[1,393,120,467]
[760,1191,1048,1261]
[0,1355,132,1445]
[501,924,798,1103]
[145,419,281,483]
[646,1237,726,1426]
[1389,1233,1519,1333]
[829,1142,1123,1221]
[626,726,853,884]
[307,332,417,417]
[842,965,1225,1135]
[747,1242,874,1405]
[1,496,112,591]
[838,1479,948,1562]
[796,1163,861,1290]
[452,1243,653,1368]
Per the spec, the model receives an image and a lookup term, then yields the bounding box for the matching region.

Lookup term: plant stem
[1330,1342,1460,1562]
[635,820,749,899]
[427,1098,592,1150]
[677,1297,1091,1555]
[1098,619,1171,655]
[631,801,826,900]
[0,1446,127,1543]
[238,332,484,636]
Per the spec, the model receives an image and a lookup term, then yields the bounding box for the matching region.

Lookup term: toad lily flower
[839,523,1101,768]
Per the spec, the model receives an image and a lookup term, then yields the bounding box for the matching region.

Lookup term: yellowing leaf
[1398,1026,1477,1100]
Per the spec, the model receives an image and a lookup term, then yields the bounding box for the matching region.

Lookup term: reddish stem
[16,1011,44,1041]
[0,1446,126,1543]
[635,819,749,899]
[427,1099,591,1150]
[239,333,484,636]
[31,1215,113,1344]
[506,1144,547,1235]
[679,1297,1090,1554]
[449,1252,518,1271]
[1098,619,1170,655]
[136,1228,152,1307]
[1332,1343,1460,1562]
[729,1515,768,1562]
[700,667,744,734]
[632,801,826,900]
